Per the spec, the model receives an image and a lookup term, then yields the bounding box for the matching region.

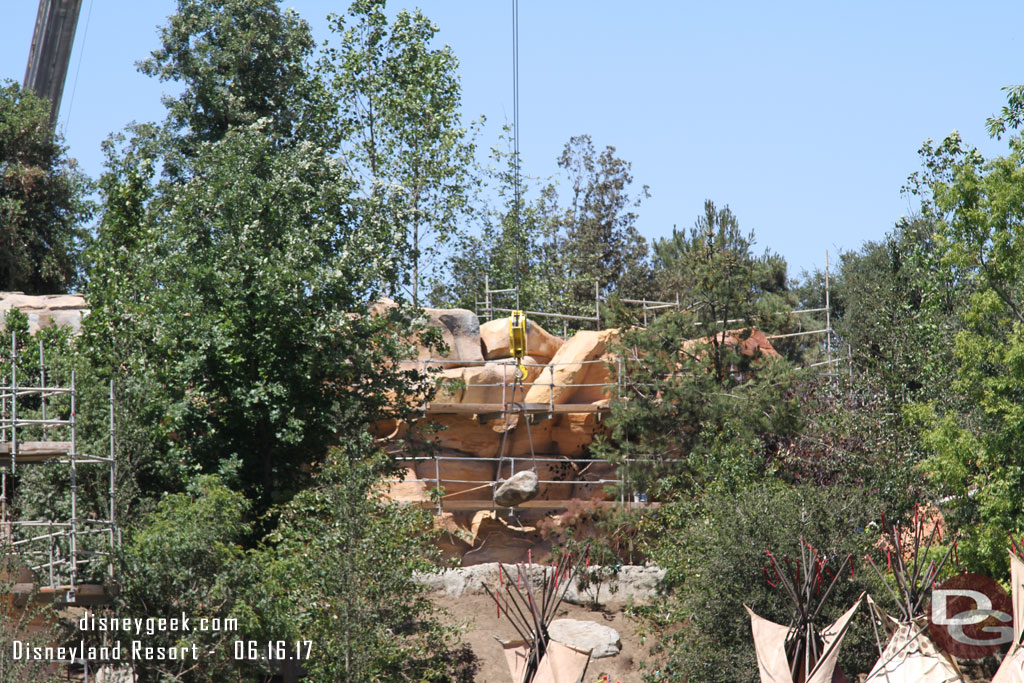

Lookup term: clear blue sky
[3,1,1023,277]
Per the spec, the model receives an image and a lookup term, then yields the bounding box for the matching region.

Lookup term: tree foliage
[597,203,800,499]
[904,118,1024,573]
[0,81,91,293]
[552,134,651,313]
[248,445,477,682]
[321,0,478,304]
[637,483,882,683]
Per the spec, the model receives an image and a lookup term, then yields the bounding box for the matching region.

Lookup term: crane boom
[23,0,83,130]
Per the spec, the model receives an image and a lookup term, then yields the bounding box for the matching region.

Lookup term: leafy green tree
[83,0,438,513]
[650,201,794,345]
[433,129,563,314]
[637,482,882,683]
[248,445,477,682]
[87,120,426,510]
[113,475,251,683]
[903,113,1024,574]
[321,0,478,304]
[0,81,91,293]
[139,0,325,155]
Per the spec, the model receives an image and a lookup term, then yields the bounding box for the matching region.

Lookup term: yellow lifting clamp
[508,310,528,379]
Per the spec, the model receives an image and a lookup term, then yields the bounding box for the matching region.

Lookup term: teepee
[863,510,964,683]
[992,538,1024,682]
[485,549,593,683]
[747,539,862,683]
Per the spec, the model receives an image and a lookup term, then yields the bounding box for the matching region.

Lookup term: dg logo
[929,573,1014,658]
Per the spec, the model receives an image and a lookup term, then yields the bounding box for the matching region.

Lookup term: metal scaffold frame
[0,332,117,603]
[411,254,848,511]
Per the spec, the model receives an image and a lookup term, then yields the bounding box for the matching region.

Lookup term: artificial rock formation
[0,292,88,334]
[381,306,781,565]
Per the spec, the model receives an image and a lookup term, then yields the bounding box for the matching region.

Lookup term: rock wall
[0,292,88,334]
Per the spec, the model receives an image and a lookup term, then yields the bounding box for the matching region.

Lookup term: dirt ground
[431,592,653,683]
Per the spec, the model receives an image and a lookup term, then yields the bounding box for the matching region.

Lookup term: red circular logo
[928,573,1013,659]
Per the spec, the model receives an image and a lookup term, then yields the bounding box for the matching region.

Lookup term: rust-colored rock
[386,454,496,503]
[462,511,550,565]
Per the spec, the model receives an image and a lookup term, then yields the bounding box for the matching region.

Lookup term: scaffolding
[0,332,117,605]
[409,254,846,511]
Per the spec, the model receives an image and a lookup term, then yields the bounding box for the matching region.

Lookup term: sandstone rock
[550,412,604,456]
[406,307,483,368]
[524,329,618,405]
[548,619,621,659]
[386,454,495,502]
[500,419,553,457]
[413,415,501,458]
[463,512,548,565]
[432,367,466,403]
[433,512,473,560]
[494,470,539,507]
[480,318,563,361]
[0,292,88,335]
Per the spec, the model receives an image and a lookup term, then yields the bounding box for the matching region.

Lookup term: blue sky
[2,1,1023,277]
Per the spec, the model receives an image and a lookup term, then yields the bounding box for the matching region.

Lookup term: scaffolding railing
[385,453,656,512]
[1,332,117,602]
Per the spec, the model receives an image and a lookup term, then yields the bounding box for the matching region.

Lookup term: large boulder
[420,308,484,366]
[497,458,574,500]
[0,292,88,334]
[480,317,563,361]
[524,329,618,406]
[548,619,621,659]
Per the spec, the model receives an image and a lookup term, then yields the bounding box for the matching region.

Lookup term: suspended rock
[493,470,539,507]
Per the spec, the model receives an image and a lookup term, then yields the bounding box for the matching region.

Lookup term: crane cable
[493,1,539,508]
[512,0,523,309]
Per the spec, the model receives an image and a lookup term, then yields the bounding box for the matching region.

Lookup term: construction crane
[23,0,84,130]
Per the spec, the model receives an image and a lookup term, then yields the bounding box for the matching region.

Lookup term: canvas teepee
[747,539,862,683]
[485,549,594,683]
[863,510,964,683]
[992,539,1024,683]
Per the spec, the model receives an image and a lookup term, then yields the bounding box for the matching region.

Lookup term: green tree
[434,129,563,314]
[88,120,425,510]
[248,445,477,682]
[113,476,251,683]
[83,0,435,512]
[904,114,1024,574]
[139,0,325,155]
[596,203,800,499]
[321,0,478,304]
[551,134,651,314]
[0,81,91,293]
[637,482,881,683]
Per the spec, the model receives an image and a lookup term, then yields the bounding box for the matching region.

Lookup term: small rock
[493,470,539,507]
[548,618,621,659]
